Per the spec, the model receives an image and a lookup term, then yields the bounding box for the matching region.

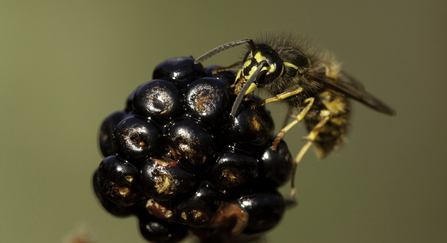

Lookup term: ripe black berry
[237,189,285,235]
[222,98,274,155]
[259,137,293,188]
[139,156,196,201]
[209,150,258,190]
[133,80,183,124]
[99,110,127,157]
[184,77,232,127]
[153,57,205,89]
[98,156,142,206]
[92,169,135,217]
[113,116,163,161]
[204,66,237,88]
[174,181,221,228]
[138,209,189,243]
[166,118,215,167]
[125,87,139,113]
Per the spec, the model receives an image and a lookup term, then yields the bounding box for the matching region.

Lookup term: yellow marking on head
[236,69,242,80]
[254,52,267,62]
[269,63,276,73]
[243,59,252,69]
[261,65,269,73]
[254,52,277,74]
[247,66,256,77]
[246,64,268,79]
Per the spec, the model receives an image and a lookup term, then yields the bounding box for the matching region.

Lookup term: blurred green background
[1,0,446,242]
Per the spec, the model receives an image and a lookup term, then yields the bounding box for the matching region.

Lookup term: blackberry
[93,57,294,242]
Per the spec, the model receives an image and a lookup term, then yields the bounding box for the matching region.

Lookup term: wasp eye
[256,72,269,85]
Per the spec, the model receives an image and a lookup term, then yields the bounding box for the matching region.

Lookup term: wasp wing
[339,70,365,91]
[308,72,396,116]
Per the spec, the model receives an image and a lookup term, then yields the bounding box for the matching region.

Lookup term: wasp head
[234,42,284,95]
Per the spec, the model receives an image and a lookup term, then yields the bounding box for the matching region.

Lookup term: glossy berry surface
[184,77,232,127]
[99,110,127,157]
[113,116,162,161]
[93,57,294,242]
[98,156,142,206]
[222,97,274,155]
[166,118,215,167]
[153,57,205,89]
[209,150,258,190]
[259,137,293,187]
[204,66,237,87]
[174,181,221,228]
[133,80,183,124]
[92,169,135,217]
[125,87,138,113]
[138,207,189,243]
[238,189,285,235]
[139,156,196,201]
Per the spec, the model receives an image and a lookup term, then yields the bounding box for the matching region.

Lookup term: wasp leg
[290,111,331,199]
[210,60,244,74]
[271,96,314,150]
[252,87,304,108]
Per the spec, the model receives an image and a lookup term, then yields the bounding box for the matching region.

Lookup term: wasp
[194,33,396,199]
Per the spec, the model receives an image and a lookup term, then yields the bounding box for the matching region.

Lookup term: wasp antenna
[247,39,256,52]
[194,39,252,64]
[230,62,267,117]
